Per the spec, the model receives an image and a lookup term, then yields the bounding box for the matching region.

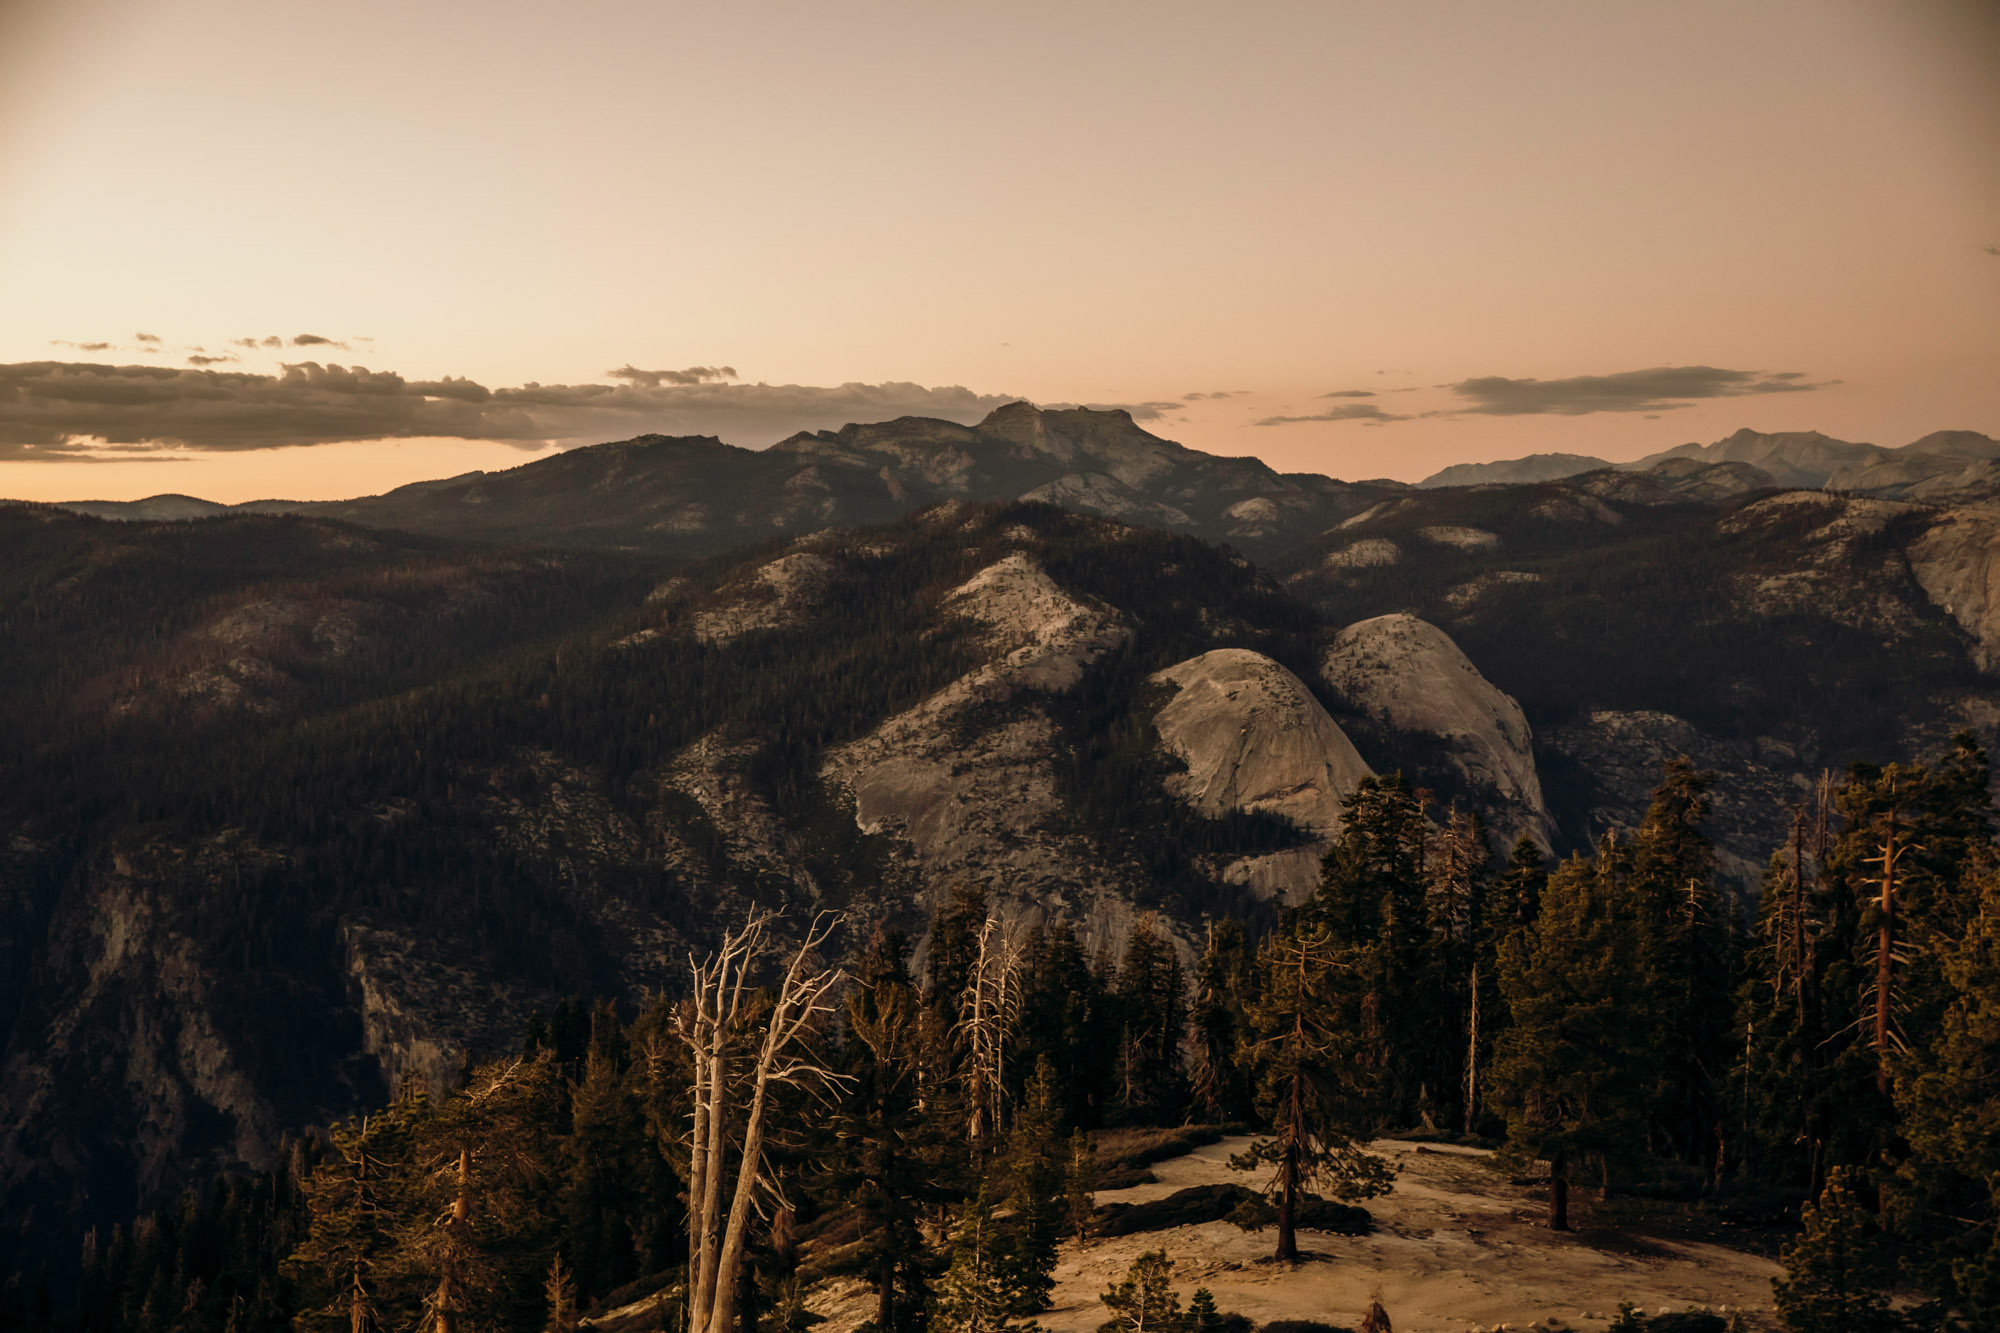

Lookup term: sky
[1,0,1996,503]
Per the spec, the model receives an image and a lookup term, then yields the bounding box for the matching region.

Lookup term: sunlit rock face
[1148,647,1373,904]
[1320,613,1551,849]
[1908,508,2000,673]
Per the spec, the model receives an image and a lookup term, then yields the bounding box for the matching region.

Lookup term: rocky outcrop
[1908,508,2000,671]
[1320,538,1400,569]
[823,554,1131,914]
[1320,614,1550,848]
[0,838,303,1238]
[1538,709,1805,888]
[1416,525,1500,551]
[1148,649,1373,904]
[692,551,839,643]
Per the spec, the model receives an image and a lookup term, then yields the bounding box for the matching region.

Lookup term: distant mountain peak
[1416,453,1612,489]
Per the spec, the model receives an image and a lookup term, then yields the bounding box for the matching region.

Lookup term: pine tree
[837,928,941,1333]
[1064,1130,1097,1246]
[931,1190,1023,1333]
[1097,1250,1181,1333]
[284,1090,420,1333]
[405,1055,566,1333]
[1189,920,1254,1122]
[1624,760,1734,1174]
[1315,774,1431,1123]
[1425,804,1490,1135]
[542,1254,578,1333]
[1489,848,1650,1229]
[1184,1288,1223,1333]
[997,1060,1066,1317]
[1116,916,1187,1120]
[1772,1168,1901,1333]
[562,1042,645,1298]
[1888,855,2000,1326]
[1018,919,1119,1129]
[1231,919,1391,1262]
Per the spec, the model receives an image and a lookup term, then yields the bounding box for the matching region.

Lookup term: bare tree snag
[959,916,1023,1145]
[678,912,846,1333]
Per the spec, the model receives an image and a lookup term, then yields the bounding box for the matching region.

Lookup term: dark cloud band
[0,360,1036,458]
[1254,363,1833,426]
[1445,365,1831,416]
[1255,403,1404,425]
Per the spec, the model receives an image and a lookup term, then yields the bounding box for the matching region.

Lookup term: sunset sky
[2,0,1996,502]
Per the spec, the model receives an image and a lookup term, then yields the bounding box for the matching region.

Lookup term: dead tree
[1869,803,1915,1096]
[958,916,1024,1146]
[678,911,845,1333]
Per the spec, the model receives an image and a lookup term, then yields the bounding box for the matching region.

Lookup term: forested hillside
[8,432,2000,1331]
[11,745,2000,1333]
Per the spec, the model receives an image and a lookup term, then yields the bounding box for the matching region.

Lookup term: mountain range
[1411,425,2000,493]
[7,404,2000,1276]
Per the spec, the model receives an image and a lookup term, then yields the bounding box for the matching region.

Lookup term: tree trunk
[1874,814,1898,1097]
[1463,960,1480,1136]
[1548,1152,1569,1231]
[1276,1071,1301,1263]
[877,1254,894,1333]
[433,1147,471,1333]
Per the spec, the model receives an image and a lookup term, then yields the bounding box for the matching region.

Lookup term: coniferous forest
[6,740,1999,1333]
[6,484,2000,1333]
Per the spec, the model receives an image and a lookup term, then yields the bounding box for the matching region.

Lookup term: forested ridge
[7,741,2000,1332]
[7,481,2000,1333]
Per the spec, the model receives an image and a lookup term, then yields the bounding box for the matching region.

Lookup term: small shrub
[1647,1314,1726,1333]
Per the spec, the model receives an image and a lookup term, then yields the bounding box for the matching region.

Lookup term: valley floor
[1036,1136,1779,1333]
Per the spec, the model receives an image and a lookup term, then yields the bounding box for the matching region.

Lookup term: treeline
[10,738,2000,1333]
[5,888,1194,1333]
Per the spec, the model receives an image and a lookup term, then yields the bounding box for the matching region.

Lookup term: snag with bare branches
[677,911,846,1333]
[959,915,1025,1145]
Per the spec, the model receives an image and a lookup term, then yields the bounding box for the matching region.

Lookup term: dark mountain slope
[0,500,1398,1272]
[55,405,1395,559]
[1282,480,1996,877]
[11,442,2000,1278]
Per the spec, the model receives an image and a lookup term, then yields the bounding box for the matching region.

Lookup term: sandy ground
[600,1135,1784,1333]
[1033,1136,1783,1333]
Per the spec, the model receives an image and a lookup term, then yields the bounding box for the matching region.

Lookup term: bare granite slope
[1148,648,1373,903]
[1322,614,1551,849]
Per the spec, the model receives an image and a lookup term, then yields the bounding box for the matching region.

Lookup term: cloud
[1043,399,1177,421]
[51,340,113,352]
[1320,389,1376,399]
[1181,390,1242,401]
[1444,365,1833,416]
[133,333,160,344]
[1255,403,1406,426]
[1985,242,2000,257]
[262,336,283,348]
[607,364,737,388]
[185,354,236,366]
[290,333,348,349]
[0,360,1028,458]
